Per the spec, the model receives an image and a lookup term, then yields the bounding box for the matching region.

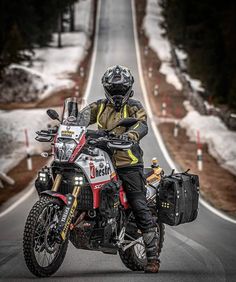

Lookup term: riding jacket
[88,99,148,168]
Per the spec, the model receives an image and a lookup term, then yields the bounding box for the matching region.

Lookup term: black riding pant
[117,166,155,232]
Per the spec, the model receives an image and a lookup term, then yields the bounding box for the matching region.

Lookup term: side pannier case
[157,170,200,226]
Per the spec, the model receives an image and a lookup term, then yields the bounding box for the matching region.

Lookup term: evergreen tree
[0,0,78,72]
[161,0,236,109]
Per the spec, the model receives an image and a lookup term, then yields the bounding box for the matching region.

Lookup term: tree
[0,0,78,72]
[160,0,236,109]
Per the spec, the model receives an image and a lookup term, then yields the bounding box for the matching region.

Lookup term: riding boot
[142,228,160,273]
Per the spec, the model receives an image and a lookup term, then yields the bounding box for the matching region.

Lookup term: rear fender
[40,190,67,205]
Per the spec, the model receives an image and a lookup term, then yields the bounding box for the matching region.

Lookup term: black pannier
[157,170,200,226]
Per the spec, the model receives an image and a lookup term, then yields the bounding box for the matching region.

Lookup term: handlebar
[35,127,135,150]
[87,134,135,150]
[35,127,58,142]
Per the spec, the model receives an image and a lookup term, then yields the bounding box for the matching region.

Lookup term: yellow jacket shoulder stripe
[97,102,105,128]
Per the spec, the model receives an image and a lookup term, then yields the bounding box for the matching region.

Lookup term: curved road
[0,1,236,281]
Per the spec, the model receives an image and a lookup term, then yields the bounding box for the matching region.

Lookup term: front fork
[52,174,81,241]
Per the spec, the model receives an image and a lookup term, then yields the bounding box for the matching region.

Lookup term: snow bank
[0,0,94,174]
[0,109,55,173]
[174,45,205,93]
[33,32,89,79]
[29,0,94,97]
[143,0,183,90]
[183,74,205,93]
[0,64,72,103]
[1,0,93,104]
[181,102,236,176]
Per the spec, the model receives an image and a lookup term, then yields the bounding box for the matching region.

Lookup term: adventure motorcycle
[23,98,165,277]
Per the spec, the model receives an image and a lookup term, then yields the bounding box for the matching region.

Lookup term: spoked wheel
[23,196,68,277]
[119,222,165,271]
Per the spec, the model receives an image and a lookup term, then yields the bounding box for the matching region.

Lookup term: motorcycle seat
[143,167,154,178]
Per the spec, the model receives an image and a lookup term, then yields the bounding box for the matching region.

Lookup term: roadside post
[24,129,32,171]
[0,172,15,187]
[173,120,179,138]
[196,130,203,171]
[154,84,159,96]
[144,46,149,56]
[148,67,153,78]
[80,66,84,77]
[161,101,167,117]
[173,107,180,137]
[75,85,80,97]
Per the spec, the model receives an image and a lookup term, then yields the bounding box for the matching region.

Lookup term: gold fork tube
[72,186,81,198]
[51,174,62,192]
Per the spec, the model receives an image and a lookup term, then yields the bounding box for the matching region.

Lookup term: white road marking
[168,227,226,281]
[131,0,236,225]
[1,0,235,226]
[0,180,35,219]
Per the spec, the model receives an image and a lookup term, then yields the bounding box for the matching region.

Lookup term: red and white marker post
[148,67,153,78]
[75,85,80,97]
[24,129,32,171]
[154,84,159,96]
[173,120,179,138]
[161,99,167,117]
[196,130,203,171]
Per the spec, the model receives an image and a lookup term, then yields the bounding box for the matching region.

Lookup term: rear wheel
[119,221,165,271]
[23,196,68,277]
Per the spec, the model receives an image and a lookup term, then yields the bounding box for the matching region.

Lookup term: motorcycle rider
[88,65,160,273]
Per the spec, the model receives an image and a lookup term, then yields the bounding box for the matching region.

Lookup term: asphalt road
[0,0,236,281]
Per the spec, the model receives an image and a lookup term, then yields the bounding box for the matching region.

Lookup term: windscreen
[61,97,91,127]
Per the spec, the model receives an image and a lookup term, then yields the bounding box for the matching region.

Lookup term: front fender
[40,190,67,205]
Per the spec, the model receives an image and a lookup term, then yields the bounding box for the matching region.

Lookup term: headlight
[74,176,84,186]
[55,138,77,162]
[38,171,49,182]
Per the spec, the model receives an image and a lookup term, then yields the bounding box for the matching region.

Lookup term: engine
[70,180,121,253]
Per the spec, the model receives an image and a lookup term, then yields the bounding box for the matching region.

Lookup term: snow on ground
[0,0,93,103]
[28,0,93,99]
[143,0,206,94]
[32,32,89,80]
[0,64,72,103]
[0,109,56,173]
[32,0,93,79]
[143,1,236,176]
[183,74,205,93]
[143,0,183,90]
[181,101,236,176]
[0,0,93,173]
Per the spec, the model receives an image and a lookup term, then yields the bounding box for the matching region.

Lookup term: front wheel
[119,221,165,271]
[23,196,68,277]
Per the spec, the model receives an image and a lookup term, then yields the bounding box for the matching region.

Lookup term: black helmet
[101,65,134,111]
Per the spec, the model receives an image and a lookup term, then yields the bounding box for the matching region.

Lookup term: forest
[160,0,236,109]
[0,0,77,73]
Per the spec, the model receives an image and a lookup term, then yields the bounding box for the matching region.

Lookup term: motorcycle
[23,97,165,277]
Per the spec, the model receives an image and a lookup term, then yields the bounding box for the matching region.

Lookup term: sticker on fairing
[61,130,75,137]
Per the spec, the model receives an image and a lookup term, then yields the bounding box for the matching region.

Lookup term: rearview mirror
[47,109,60,122]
